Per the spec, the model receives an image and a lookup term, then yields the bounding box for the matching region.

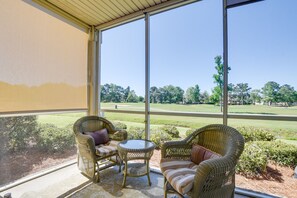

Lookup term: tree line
[100,81,297,106]
[100,56,297,106]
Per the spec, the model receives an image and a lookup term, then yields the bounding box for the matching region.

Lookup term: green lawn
[38,103,297,139]
[102,103,297,115]
[38,112,85,128]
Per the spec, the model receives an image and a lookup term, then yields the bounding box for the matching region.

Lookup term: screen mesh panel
[0,0,88,113]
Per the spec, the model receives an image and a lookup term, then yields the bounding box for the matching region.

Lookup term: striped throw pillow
[190,144,221,165]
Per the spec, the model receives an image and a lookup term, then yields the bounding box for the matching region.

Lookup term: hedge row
[0,116,76,154]
[36,123,75,152]
[127,125,180,148]
[236,126,276,142]
[236,126,297,176]
[237,140,297,176]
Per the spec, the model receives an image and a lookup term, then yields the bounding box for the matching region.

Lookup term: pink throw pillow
[190,144,221,165]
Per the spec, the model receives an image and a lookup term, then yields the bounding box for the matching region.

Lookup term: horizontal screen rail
[101,109,297,122]
[0,109,87,117]
[228,113,297,121]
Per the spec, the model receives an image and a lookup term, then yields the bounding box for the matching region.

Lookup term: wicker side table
[117,139,155,187]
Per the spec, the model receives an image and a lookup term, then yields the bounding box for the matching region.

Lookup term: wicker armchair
[161,124,244,198]
[73,116,127,182]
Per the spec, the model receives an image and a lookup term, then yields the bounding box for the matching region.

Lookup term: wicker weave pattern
[118,147,155,161]
[161,124,245,198]
[117,140,156,187]
[73,116,128,182]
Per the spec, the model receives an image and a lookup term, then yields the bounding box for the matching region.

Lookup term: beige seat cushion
[95,140,119,157]
[160,158,198,195]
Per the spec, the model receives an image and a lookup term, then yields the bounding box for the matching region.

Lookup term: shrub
[237,140,297,176]
[36,123,75,153]
[126,126,173,148]
[237,142,268,176]
[112,122,127,130]
[127,126,145,140]
[185,128,196,137]
[255,140,297,167]
[150,128,173,149]
[160,125,180,138]
[0,116,38,152]
[236,126,276,142]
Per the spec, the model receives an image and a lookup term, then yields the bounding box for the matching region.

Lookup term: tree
[123,86,131,102]
[160,85,184,104]
[150,86,160,103]
[250,89,262,104]
[185,85,200,104]
[100,83,125,102]
[233,83,251,105]
[212,56,231,111]
[210,86,221,105]
[200,91,210,104]
[279,84,296,106]
[228,83,236,104]
[126,90,139,103]
[100,84,107,102]
[138,96,144,102]
[174,86,185,103]
[262,81,280,105]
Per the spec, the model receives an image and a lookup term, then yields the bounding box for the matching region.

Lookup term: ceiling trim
[226,0,264,9]
[96,0,200,31]
[32,0,199,32]
[32,0,91,32]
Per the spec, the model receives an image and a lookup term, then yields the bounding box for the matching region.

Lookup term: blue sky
[101,0,297,96]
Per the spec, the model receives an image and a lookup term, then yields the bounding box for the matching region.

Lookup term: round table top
[118,139,155,152]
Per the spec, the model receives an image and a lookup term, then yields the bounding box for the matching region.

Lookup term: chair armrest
[110,130,128,141]
[75,133,97,161]
[161,140,192,159]
[192,157,235,196]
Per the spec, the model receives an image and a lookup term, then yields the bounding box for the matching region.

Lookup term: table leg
[122,157,127,187]
[146,159,151,186]
[118,155,122,173]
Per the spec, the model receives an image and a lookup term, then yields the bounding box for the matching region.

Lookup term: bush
[127,126,145,140]
[150,128,173,149]
[255,141,297,167]
[0,116,38,152]
[36,123,75,153]
[237,140,297,176]
[237,142,268,176]
[185,128,196,137]
[236,126,276,142]
[160,125,180,138]
[112,122,127,130]
[126,126,173,148]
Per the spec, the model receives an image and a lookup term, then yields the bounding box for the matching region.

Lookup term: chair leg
[95,162,100,182]
[164,179,168,198]
[118,155,122,173]
[164,179,185,198]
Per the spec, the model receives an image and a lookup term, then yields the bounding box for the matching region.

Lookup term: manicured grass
[37,103,297,139]
[102,103,297,137]
[102,103,297,115]
[38,112,85,128]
